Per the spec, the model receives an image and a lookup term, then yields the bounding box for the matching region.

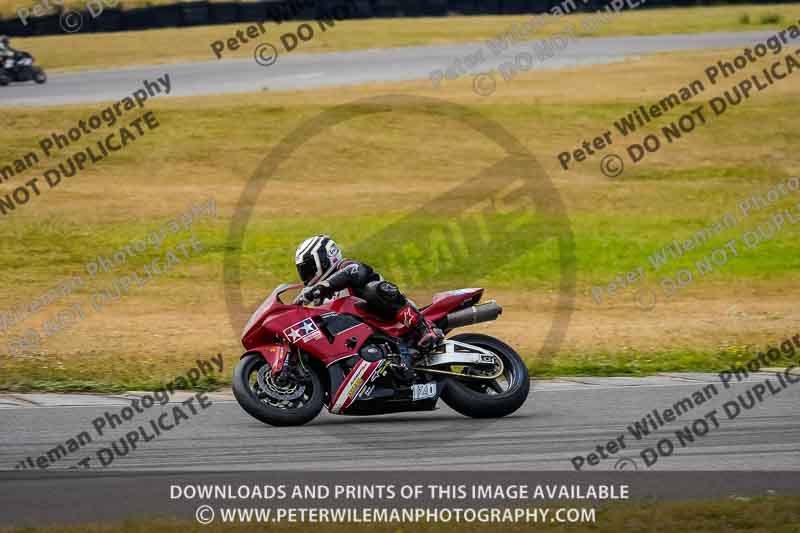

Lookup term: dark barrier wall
[0,0,796,37]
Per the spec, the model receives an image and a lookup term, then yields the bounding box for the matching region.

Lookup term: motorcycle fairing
[327,354,443,415]
[421,288,484,322]
[253,309,373,367]
[243,284,482,357]
[329,358,388,414]
[245,343,290,373]
[324,296,410,338]
[306,318,375,366]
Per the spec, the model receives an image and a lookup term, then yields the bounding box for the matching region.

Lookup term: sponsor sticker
[283,318,322,343]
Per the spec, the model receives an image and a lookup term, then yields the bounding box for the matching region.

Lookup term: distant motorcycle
[233,284,530,426]
[0,51,47,86]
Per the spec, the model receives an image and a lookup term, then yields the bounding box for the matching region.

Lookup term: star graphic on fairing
[286,328,302,342]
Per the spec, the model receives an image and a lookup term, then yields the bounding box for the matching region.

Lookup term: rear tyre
[232,353,324,427]
[0,75,9,87]
[440,333,530,418]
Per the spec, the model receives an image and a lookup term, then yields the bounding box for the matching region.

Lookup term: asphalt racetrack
[2,372,798,471]
[0,31,774,107]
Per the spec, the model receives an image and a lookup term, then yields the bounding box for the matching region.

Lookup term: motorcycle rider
[0,36,17,72]
[294,235,444,356]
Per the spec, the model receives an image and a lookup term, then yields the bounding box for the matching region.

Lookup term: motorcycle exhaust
[441,300,502,330]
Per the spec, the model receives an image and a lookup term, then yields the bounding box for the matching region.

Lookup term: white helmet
[295,235,342,286]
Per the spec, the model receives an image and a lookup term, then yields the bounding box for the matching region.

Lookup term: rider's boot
[385,305,444,383]
[395,304,444,356]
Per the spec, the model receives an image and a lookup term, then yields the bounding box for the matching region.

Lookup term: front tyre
[440,333,530,418]
[233,353,324,426]
[33,68,46,84]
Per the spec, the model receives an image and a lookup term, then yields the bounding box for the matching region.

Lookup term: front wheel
[232,353,324,426]
[33,68,46,84]
[439,333,530,418]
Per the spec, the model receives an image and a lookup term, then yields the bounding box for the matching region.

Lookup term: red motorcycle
[233,284,530,426]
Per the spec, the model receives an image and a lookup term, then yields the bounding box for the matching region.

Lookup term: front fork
[248,343,310,384]
[278,346,312,384]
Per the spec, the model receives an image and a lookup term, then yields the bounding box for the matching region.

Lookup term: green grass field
[1,37,799,391]
[5,4,800,71]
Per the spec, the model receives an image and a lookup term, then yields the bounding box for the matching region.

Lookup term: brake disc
[257,364,306,401]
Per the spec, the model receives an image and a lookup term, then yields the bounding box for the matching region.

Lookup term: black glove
[299,282,332,304]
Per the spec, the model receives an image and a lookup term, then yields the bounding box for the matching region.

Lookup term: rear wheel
[0,74,9,87]
[232,353,324,426]
[439,333,530,418]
